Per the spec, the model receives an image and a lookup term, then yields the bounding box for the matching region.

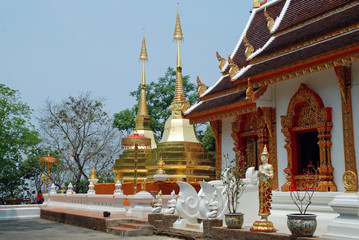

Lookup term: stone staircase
[106,218,154,237]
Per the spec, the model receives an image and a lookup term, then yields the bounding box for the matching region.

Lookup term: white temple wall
[274,68,345,191]
[221,116,236,169]
[351,61,359,174]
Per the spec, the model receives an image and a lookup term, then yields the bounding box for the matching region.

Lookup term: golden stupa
[114,3,215,183]
[113,30,158,182]
[147,3,215,181]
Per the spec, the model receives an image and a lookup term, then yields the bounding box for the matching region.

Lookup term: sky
[0,0,254,125]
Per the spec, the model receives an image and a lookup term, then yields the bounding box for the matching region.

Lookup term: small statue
[196,74,207,97]
[66,183,74,195]
[114,180,123,195]
[87,181,95,195]
[206,192,219,219]
[165,190,177,215]
[49,184,57,195]
[141,179,147,191]
[89,166,98,184]
[151,192,163,214]
[90,166,97,179]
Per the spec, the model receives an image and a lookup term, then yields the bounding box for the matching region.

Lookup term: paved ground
[0,218,182,240]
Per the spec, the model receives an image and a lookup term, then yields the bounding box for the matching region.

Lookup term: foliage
[222,152,247,213]
[38,92,122,192]
[113,67,198,140]
[0,84,41,198]
[201,125,216,159]
[289,163,319,214]
[113,108,136,136]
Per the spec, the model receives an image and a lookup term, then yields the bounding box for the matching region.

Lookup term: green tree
[202,125,216,159]
[38,92,122,192]
[113,67,198,140]
[0,84,41,198]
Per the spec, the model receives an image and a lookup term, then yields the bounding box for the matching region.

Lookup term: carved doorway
[281,84,337,192]
[231,107,278,189]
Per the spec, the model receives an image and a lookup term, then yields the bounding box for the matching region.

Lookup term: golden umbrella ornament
[121,133,151,194]
[39,154,58,194]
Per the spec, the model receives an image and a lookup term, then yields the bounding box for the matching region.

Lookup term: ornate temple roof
[184,0,359,124]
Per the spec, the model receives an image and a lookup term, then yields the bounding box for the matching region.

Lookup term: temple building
[113,31,158,182]
[147,4,215,182]
[184,0,359,192]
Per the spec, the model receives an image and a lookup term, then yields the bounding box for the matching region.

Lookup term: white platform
[0,206,40,221]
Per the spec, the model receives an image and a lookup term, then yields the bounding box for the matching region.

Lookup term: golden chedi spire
[170,1,190,115]
[137,28,149,117]
[133,29,157,148]
[160,2,198,143]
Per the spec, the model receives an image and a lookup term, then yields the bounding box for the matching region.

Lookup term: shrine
[184,0,359,193]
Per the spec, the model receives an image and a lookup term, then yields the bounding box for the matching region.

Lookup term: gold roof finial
[156,157,166,174]
[173,1,184,41]
[264,7,275,32]
[227,54,240,79]
[139,27,148,61]
[216,50,227,71]
[244,35,255,59]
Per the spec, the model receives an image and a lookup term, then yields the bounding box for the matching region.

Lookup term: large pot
[287,213,317,237]
[225,213,244,229]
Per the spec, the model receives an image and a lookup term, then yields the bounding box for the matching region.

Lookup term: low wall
[0,206,40,221]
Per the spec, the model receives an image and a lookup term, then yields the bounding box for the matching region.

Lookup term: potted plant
[287,163,319,237]
[221,151,247,229]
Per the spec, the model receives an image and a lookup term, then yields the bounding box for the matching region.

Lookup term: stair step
[119,222,152,229]
[108,226,139,237]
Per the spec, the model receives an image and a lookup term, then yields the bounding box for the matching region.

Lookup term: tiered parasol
[121,133,151,194]
[39,154,58,193]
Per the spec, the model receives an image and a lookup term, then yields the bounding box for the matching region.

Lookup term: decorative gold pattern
[264,7,274,32]
[343,170,358,193]
[273,1,359,37]
[334,65,358,187]
[244,35,255,59]
[228,54,240,79]
[196,75,207,97]
[250,220,276,232]
[280,84,337,192]
[239,42,359,88]
[216,50,227,71]
[90,166,97,179]
[156,157,166,174]
[187,100,255,124]
[210,120,222,178]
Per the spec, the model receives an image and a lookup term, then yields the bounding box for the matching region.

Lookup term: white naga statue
[165,190,177,214]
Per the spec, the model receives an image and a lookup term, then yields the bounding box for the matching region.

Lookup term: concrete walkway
[0,218,182,240]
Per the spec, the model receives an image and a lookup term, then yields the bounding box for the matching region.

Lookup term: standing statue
[250,145,276,232]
